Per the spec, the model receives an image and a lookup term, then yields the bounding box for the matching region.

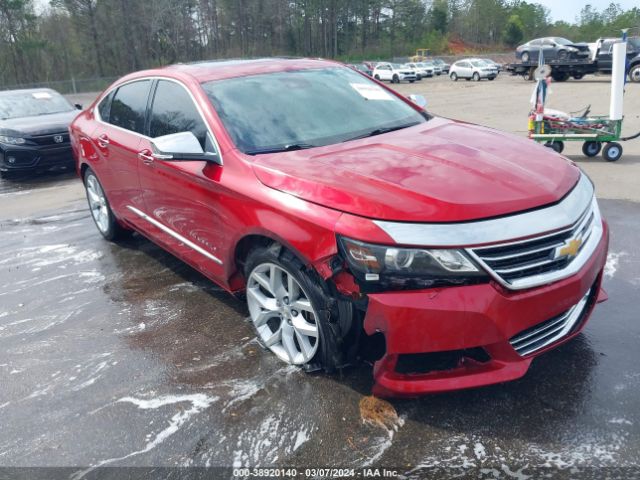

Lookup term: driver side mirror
[407,94,427,108]
[150,131,221,165]
[75,103,83,110]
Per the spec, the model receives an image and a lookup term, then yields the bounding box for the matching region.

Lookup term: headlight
[338,236,489,291]
[0,135,27,145]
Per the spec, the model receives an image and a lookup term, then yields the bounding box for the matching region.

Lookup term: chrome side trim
[373,174,593,247]
[126,205,223,265]
[466,197,602,290]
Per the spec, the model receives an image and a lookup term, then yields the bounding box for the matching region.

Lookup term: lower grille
[510,288,592,356]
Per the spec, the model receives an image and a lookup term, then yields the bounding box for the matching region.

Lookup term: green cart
[529,114,624,162]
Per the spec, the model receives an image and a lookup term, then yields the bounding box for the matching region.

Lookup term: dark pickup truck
[506,36,640,82]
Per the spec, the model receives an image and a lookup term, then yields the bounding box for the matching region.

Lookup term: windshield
[202,67,426,154]
[433,59,444,65]
[0,90,74,120]
[554,37,572,46]
[628,38,640,49]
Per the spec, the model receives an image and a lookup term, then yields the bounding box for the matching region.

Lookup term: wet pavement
[0,171,639,479]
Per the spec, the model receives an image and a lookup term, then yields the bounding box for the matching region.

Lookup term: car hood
[0,110,79,137]
[568,42,590,51]
[251,117,581,222]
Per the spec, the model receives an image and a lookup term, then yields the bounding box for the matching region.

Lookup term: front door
[135,79,226,280]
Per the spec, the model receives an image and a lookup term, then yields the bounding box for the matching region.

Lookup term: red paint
[70,59,607,396]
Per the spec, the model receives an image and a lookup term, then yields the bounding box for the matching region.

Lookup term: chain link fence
[0,77,119,94]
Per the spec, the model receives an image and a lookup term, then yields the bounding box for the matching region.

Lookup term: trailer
[506,35,640,82]
[505,58,598,81]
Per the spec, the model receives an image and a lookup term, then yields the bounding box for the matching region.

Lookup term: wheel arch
[229,228,336,292]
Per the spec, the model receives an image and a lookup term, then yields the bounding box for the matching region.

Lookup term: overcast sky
[534,0,638,23]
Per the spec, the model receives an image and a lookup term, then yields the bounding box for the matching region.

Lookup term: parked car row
[348,58,451,84]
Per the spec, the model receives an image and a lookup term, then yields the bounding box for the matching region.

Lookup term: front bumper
[0,144,74,172]
[364,221,609,398]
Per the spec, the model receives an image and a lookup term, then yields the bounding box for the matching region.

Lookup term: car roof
[132,58,342,84]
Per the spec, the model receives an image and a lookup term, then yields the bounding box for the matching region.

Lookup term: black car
[516,37,590,63]
[0,88,80,178]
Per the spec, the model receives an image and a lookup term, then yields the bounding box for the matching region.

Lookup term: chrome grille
[469,200,597,289]
[510,288,592,356]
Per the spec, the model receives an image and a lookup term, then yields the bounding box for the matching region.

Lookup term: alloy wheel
[247,262,319,364]
[86,174,110,234]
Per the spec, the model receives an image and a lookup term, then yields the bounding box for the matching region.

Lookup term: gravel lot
[0,73,639,478]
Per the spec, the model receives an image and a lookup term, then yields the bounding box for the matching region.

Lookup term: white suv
[449,59,497,81]
[373,63,417,83]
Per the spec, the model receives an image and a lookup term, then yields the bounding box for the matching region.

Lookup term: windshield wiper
[245,143,317,155]
[341,122,420,143]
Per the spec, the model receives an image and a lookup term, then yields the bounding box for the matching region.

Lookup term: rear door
[91,79,152,219]
[135,79,226,279]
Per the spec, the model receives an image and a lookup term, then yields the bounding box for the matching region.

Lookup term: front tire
[374,74,380,80]
[392,74,400,84]
[473,72,480,81]
[450,72,458,81]
[629,64,640,83]
[83,168,131,241]
[245,245,344,371]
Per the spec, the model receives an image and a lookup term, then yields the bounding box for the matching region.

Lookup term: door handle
[138,150,155,165]
[97,134,109,148]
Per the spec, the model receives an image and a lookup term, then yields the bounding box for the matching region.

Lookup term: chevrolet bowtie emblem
[556,238,583,258]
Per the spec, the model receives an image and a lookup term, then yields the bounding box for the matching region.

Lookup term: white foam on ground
[72,393,218,479]
[604,251,627,278]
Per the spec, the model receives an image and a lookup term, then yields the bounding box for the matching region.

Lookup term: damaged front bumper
[362,222,609,398]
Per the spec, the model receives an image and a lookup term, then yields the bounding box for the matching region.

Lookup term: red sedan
[69,58,608,397]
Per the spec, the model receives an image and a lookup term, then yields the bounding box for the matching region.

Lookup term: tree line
[0,0,638,86]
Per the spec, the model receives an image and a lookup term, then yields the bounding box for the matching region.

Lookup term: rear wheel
[450,72,458,81]
[551,71,569,82]
[602,142,622,162]
[582,141,601,157]
[545,141,564,153]
[374,74,380,80]
[83,168,131,241]
[245,245,346,371]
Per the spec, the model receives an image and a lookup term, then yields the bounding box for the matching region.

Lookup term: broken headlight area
[337,236,490,292]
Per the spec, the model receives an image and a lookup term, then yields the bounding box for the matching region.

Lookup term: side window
[109,80,151,134]
[530,40,541,46]
[97,90,114,122]
[149,80,208,150]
